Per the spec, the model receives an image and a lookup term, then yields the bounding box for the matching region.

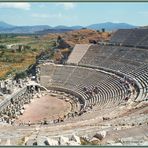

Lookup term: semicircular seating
[79,45,148,101]
[40,64,132,112]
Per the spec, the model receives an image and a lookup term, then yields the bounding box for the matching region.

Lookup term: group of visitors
[120,76,136,102]
[83,86,99,96]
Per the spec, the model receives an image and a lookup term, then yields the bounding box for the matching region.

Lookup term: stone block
[5,139,11,146]
[45,137,59,146]
[68,141,80,145]
[90,137,100,144]
[25,139,37,146]
[70,134,81,144]
[93,131,106,140]
[59,136,69,145]
[36,136,47,146]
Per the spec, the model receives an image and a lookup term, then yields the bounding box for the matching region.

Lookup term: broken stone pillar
[19,79,23,88]
[36,77,40,83]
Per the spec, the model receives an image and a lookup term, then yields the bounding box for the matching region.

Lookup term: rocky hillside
[42,29,111,48]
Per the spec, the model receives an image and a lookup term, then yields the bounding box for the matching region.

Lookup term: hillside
[42,29,111,47]
[87,22,136,31]
[36,28,74,34]
[140,26,148,29]
[0,25,51,34]
[0,34,56,79]
[0,21,15,29]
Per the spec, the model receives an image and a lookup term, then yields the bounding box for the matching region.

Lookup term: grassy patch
[0,34,56,79]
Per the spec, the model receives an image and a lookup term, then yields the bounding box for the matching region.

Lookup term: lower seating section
[51,65,75,85]
[40,64,129,110]
[79,45,148,101]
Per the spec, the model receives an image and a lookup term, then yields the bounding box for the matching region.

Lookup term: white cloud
[0,3,31,10]
[56,3,76,10]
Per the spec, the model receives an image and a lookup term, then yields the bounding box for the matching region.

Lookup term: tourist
[90,105,93,109]
[124,81,129,89]
[124,96,129,101]
[83,87,87,92]
[93,86,99,94]
[132,88,135,94]
[28,121,31,126]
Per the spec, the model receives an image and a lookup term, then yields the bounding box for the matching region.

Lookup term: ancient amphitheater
[0,28,148,146]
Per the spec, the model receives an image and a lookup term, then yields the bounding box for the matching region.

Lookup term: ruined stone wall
[0,85,37,124]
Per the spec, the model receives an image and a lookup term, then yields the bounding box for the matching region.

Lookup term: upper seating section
[110,29,148,48]
[138,35,148,48]
[79,45,148,101]
[79,45,148,74]
[110,29,133,45]
[123,29,148,47]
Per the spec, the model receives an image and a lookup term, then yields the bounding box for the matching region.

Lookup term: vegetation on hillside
[0,35,56,79]
[43,29,111,47]
[0,29,111,80]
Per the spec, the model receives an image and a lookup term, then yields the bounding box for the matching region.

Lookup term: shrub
[15,71,27,80]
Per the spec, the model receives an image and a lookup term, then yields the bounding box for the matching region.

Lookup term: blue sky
[0,2,148,27]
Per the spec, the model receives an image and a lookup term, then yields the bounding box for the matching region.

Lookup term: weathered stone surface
[123,143,138,146]
[140,141,148,146]
[80,136,90,145]
[50,93,57,97]
[36,136,47,146]
[120,137,138,144]
[20,109,24,115]
[106,140,116,144]
[103,117,110,120]
[90,137,100,144]
[25,139,37,146]
[70,134,81,144]
[44,137,59,146]
[5,139,11,146]
[68,141,80,145]
[110,143,123,146]
[115,127,122,130]
[37,94,41,98]
[24,137,29,145]
[93,131,106,140]
[59,136,69,145]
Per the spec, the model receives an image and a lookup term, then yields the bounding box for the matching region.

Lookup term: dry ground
[16,95,71,124]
